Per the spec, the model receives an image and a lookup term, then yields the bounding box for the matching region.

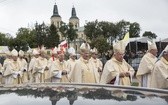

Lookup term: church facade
[50,3,87,53]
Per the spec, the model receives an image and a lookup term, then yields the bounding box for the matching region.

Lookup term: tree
[84,20,102,41]
[46,23,60,48]
[129,22,140,38]
[13,38,28,51]
[28,29,38,48]
[98,21,118,38]
[0,32,9,46]
[90,36,110,54]
[116,20,130,39]
[142,31,157,39]
[66,22,78,42]
[35,22,48,47]
[59,22,78,43]
[15,27,36,51]
[59,21,68,38]
[8,37,15,51]
[0,31,30,51]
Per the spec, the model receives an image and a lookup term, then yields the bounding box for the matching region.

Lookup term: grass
[131,82,139,86]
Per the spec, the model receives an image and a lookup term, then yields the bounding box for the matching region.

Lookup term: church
[50,3,87,53]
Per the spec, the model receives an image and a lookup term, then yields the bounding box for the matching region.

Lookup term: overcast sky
[0,0,168,39]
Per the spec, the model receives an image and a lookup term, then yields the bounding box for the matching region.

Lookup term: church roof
[51,3,61,18]
[77,26,84,32]
[70,6,79,19]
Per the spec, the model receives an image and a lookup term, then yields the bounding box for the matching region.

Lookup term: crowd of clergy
[0,39,168,89]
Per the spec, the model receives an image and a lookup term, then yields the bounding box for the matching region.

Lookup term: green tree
[98,21,118,38]
[8,27,37,51]
[98,21,118,45]
[66,22,78,42]
[14,38,28,51]
[46,23,60,48]
[28,29,37,48]
[15,27,36,51]
[35,22,48,47]
[116,20,130,39]
[90,36,110,54]
[8,37,15,51]
[84,20,102,41]
[59,21,68,38]
[59,22,78,43]
[0,32,9,45]
[129,22,140,38]
[142,31,157,39]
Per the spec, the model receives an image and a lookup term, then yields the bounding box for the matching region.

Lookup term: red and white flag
[60,40,68,48]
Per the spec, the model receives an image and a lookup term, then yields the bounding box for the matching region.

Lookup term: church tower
[50,2,62,28]
[69,6,79,29]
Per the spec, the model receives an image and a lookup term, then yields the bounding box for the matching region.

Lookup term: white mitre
[90,47,98,54]
[52,47,58,54]
[80,42,90,52]
[11,49,18,56]
[57,45,65,54]
[147,40,157,50]
[113,40,126,54]
[68,47,76,55]
[19,50,24,57]
[40,46,46,54]
[32,49,40,55]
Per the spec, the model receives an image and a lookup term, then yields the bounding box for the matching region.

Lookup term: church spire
[51,2,61,18]
[50,2,62,28]
[70,5,78,19]
[69,5,79,28]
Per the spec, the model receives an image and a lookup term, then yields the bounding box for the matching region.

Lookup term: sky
[0,0,168,39]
